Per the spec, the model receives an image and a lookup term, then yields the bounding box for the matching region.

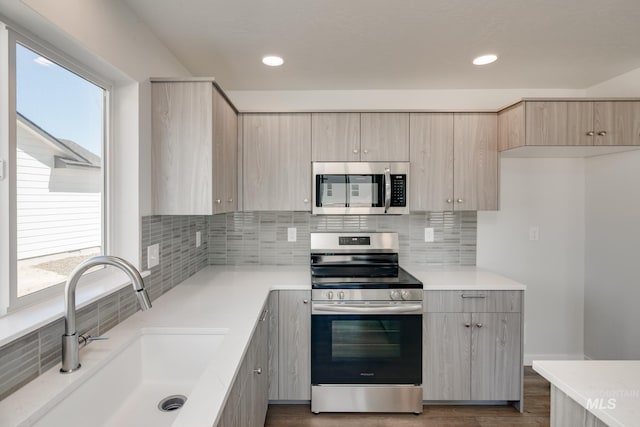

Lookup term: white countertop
[533,360,640,427]
[404,265,527,290]
[0,264,524,426]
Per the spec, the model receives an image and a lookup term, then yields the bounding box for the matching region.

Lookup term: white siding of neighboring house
[16,122,101,260]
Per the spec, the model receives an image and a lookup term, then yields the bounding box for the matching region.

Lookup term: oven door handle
[312,303,423,315]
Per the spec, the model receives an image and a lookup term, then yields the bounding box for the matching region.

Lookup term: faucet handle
[78,334,109,348]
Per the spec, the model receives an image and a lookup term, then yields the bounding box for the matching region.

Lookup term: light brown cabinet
[360,113,410,161]
[151,80,237,215]
[423,290,523,406]
[410,113,498,211]
[216,303,269,427]
[243,113,311,211]
[499,100,640,150]
[311,112,409,161]
[311,113,361,161]
[277,290,311,400]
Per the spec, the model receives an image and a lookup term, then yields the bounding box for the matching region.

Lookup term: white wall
[477,158,586,363]
[584,149,640,359]
[227,88,585,112]
[585,66,640,97]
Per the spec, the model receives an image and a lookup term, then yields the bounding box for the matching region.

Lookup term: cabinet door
[471,313,521,400]
[243,114,312,211]
[151,82,213,215]
[423,313,471,400]
[213,89,237,214]
[409,113,454,211]
[278,290,311,400]
[594,101,640,146]
[268,291,279,400]
[567,102,594,146]
[311,113,360,161]
[250,308,269,427]
[360,113,410,161]
[525,101,568,146]
[453,113,498,211]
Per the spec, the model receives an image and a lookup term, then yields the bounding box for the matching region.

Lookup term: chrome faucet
[60,255,152,373]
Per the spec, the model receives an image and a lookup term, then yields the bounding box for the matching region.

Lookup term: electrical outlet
[147,244,159,268]
[196,231,201,248]
[424,227,435,243]
[529,226,539,241]
[287,227,297,242]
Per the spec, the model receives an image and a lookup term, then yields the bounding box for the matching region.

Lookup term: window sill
[0,268,151,348]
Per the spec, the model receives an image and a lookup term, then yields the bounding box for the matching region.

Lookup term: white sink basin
[32,328,227,427]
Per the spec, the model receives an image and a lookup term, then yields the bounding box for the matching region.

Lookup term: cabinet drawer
[424,290,522,313]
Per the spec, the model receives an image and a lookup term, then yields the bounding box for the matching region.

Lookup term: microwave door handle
[384,167,391,213]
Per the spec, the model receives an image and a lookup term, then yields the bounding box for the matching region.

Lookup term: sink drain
[158,395,187,412]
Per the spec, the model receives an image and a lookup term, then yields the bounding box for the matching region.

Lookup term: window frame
[1,28,113,314]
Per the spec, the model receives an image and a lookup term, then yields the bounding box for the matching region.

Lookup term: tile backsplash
[208,211,477,266]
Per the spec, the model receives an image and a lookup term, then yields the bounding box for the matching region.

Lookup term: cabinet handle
[475,323,483,328]
[456,198,463,203]
[586,131,595,136]
[260,309,268,322]
[464,323,471,328]
[446,199,453,204]
[303,198,309,203]
[215,199,222,204]
[253,368,262,375]
[353,149,359,154]
[363,149,369,154]
[597,131,607,136]
[227,198,233,203]
[303,299,309,304]
[461,294,487,299]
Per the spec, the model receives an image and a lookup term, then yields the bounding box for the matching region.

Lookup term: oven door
[311,303,422,385]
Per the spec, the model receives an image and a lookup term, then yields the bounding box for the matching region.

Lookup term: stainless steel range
[310,232,423,414]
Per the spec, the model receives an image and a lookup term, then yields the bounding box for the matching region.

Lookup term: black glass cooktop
[311,267,423,289]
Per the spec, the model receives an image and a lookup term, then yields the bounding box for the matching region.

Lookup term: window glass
[15,43,104,297]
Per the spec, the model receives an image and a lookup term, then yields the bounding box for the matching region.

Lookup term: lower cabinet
[217,302,269,427]
[423,291,523,405]
[277,290,311,400]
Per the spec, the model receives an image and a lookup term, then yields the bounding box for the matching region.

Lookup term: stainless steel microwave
[312,162,410,215]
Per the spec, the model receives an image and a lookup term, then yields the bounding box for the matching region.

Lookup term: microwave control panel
[390,175,407,207]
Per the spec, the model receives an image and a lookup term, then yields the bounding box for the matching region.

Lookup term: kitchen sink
[32,328,227,427]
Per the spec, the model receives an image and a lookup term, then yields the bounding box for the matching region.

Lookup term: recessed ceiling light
[262,55,284,67]
[473,54,498,65]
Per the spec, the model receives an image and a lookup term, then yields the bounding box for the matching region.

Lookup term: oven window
[331,319,401,360]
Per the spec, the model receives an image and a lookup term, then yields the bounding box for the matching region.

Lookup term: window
[1,31,109,313]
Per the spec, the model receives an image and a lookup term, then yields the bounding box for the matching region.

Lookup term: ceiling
[123,0,640,91]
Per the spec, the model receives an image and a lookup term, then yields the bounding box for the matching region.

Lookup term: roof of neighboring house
[17,112,101,168]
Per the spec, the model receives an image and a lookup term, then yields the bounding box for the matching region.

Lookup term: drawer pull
[253,368,262,375]
[260,309,269,322]
[464,323,471,328]
[461,294,487,299]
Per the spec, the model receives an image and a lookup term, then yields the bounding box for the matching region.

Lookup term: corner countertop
[533,360,640,427]
[404,265,527,290]
[0,264,524,427]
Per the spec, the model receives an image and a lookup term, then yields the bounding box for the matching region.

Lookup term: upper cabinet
[311,112,409,161]
[360,113,410,161]
[243,113,312,211]
[499,100,640,150]
[409,113,454,212]
[410,113,498,211]
[454,113,499,211]
[151,80,238,215]
[311,113,361,161]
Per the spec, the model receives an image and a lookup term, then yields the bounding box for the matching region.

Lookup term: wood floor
[264,367,550,427]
